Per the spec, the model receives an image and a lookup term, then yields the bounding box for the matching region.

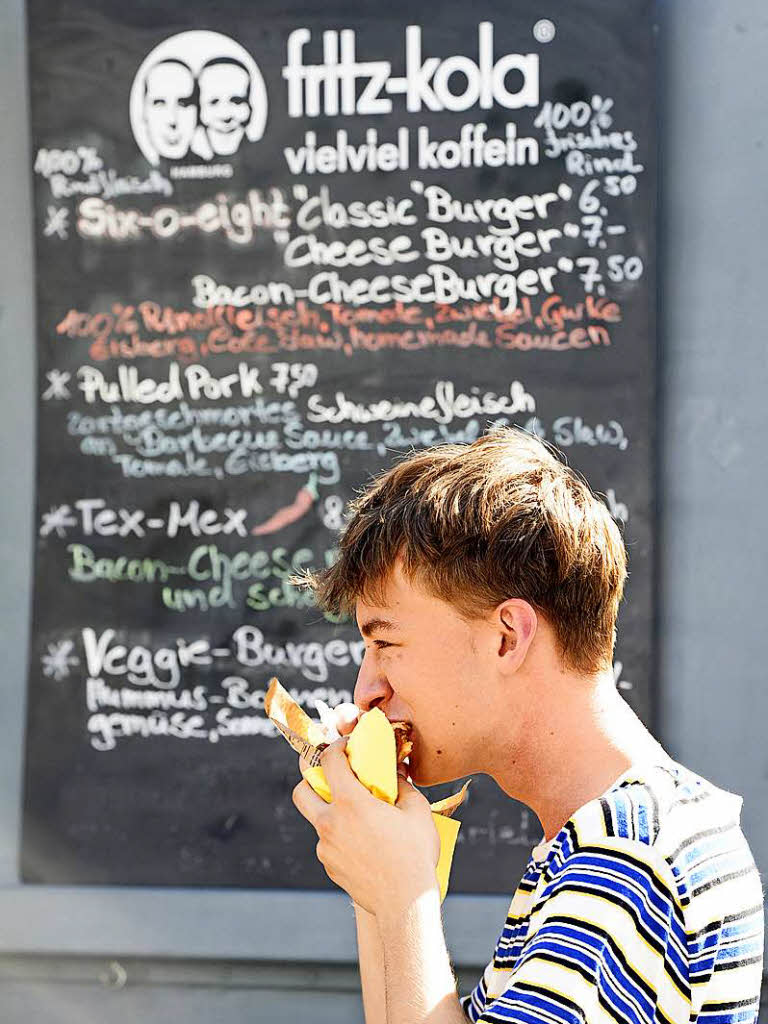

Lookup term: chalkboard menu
[22,0,656,888]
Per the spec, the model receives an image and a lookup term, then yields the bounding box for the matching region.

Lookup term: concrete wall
[1,0,766,1018]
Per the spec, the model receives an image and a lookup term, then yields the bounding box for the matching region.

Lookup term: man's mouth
[391,720,414,766]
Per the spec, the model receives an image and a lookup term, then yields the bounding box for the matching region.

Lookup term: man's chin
[407,757,457,789]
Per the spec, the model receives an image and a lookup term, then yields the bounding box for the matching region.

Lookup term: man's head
[309,427,628,786]
[143,59,198,160]
[197,57,252,156]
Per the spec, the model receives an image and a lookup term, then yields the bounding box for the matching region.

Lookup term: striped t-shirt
[460,760,765,1023]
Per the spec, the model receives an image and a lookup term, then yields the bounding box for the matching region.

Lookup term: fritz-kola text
[283,22,539,117]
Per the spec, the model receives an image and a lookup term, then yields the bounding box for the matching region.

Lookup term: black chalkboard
[21,0,656,888]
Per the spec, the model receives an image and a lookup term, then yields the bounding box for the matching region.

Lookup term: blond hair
[309,427,627,675]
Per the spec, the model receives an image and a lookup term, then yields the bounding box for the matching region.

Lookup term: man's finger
[292,777,328,827]
[320,737,366,799]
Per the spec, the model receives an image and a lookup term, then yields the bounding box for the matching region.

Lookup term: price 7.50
[577,255,645,293]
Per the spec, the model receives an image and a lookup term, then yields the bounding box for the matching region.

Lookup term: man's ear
[495,599,537,667]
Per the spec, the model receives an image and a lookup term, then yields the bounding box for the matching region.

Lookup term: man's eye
[373,640,394,650]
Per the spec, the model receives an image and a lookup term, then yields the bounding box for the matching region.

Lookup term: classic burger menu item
[22,0,656,887]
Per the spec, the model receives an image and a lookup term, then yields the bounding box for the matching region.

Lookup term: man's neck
[491,672,672,842]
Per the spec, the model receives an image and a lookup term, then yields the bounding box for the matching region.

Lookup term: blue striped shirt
[460,760,764,1023]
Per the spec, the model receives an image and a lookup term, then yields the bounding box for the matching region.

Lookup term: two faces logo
[129,31,267,165]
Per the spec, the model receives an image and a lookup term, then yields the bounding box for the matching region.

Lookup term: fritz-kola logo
[129,31,267,165]
[283,22,539,117]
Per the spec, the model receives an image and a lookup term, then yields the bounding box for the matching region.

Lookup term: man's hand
[292,734,440,917]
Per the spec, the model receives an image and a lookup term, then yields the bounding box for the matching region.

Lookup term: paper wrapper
[431,812,462,903]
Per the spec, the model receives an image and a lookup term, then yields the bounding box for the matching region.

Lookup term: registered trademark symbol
[533,19,556,44]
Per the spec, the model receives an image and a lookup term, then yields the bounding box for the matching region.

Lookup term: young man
[291,427,765,1024]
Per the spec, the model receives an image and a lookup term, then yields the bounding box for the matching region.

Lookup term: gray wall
[656,0,768,897]
[1,0,766,1018]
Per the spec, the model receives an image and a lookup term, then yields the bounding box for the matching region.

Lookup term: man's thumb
[395,771,421,806]
[334,702,360,737]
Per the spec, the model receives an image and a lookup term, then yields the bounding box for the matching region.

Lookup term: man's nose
[353,653,391,713]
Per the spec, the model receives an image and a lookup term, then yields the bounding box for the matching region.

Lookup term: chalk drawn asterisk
[44,206,69,239]
[42,369,71,400]
[40,504,77,538]
[41,640,79,681]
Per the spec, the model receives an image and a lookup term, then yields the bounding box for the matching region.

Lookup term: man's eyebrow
[358,618,399,637]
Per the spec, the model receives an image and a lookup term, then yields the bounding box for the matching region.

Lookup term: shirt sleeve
[459,993,474,1021]
[460,979,486,1023]
[472,838,690,1024]
[459,955,498,1023]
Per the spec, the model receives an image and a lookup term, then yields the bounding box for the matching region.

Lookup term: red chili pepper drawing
[250,474,318,536]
